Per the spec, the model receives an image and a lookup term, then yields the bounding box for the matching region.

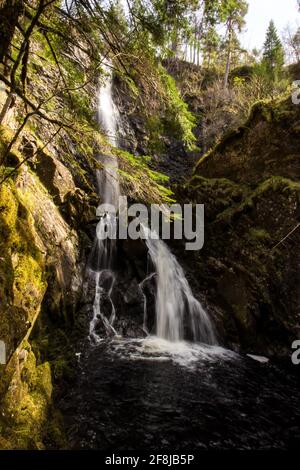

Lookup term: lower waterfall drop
[143,226,217,345]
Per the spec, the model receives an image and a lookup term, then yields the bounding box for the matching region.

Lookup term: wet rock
[124,279,144,305]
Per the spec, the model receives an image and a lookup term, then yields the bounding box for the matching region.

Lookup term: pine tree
[262,20,284,82]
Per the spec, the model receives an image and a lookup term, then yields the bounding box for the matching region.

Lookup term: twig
[272,223,300,250]
[0,72,74,129]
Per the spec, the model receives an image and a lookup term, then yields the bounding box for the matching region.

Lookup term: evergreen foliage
[262,20,285,82]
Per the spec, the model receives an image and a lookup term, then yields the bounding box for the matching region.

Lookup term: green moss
[249,228,271,240]
[248,100,273,123]
[36,362,53,401]
[189,175,243,191]
[187,175,248,214]
[0,176,57,449]
[159,66,197,151]
[0,181,46,313]
[216,176,300,224]
[0,183,19,232]
[248,228,272,244]
[0,303,66,448]
[0,126,14,154]
[13,254,45,310]
[244,96,293,127]
[116,148,174,204]
[252,175,300,194]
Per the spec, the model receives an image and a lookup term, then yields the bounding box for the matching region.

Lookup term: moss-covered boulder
[19,134,76,205]
[195,99,300,184]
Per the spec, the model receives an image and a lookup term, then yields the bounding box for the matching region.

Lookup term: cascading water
[142,227,216,345]
[89,59,216,349]
[95,61,120,206]
[89,60,120,343]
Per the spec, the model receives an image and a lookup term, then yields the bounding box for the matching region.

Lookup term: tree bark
[224,18,233,89]
[0,0,23,66]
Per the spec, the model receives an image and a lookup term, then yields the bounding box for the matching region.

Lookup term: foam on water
[109,336,238,369]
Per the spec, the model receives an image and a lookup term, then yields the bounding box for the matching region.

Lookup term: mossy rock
[194,97,300,185]
[0,341,62,449]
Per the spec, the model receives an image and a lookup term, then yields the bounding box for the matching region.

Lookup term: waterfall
[96,60,120,206]
[89,60,216,347]
[89,60,120,343]
[143,226,217,345]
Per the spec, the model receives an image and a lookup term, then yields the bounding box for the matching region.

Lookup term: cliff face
[0,34,99,447]
[113,62,198,183]
[0,39,181,448]
[177,98,300,356]
[114,60,300,356]
[0,124,96,448]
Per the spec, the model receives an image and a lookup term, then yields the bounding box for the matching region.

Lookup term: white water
[89,60,120,343]
[89,271,117,344]
[89,60,217,355]
[96,60,120,206]
[142,226,217,345]
[109,337,236,370]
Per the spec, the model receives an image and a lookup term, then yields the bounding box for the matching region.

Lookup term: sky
[241,0,299,51]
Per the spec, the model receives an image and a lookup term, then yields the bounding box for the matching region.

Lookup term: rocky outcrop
[113,66,198,183]
[0,18,103,447]
[20,135,76,205]
[0,161,76,447]
[195,99,300,184]
[176,98,300,356]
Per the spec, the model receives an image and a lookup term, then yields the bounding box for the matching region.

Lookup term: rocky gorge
[0,0,299,451]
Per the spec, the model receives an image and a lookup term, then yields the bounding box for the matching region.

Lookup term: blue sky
[241,0,299,50]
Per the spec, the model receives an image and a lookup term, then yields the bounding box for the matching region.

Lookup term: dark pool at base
[60,340,300,450]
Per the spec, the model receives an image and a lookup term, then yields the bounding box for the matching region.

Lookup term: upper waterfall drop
[89,59,120,273]
[96,60,120,208]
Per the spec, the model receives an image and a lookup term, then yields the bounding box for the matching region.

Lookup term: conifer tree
[262,20,284,82]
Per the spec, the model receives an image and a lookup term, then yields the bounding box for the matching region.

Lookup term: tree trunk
[0,0,23,66]
[224,19,233,89]
[196,28,201,66]
[0,92,14,125]
[192,18,197,64]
